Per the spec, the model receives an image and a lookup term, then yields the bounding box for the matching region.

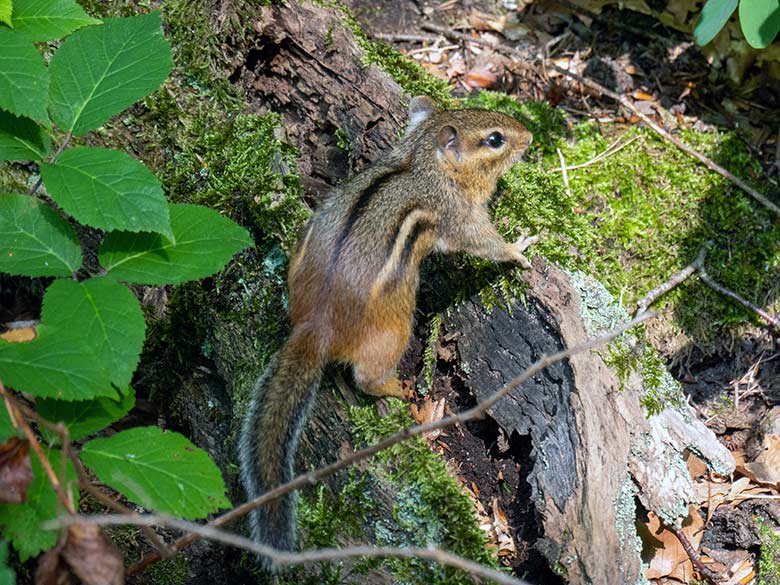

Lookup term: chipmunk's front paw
[510,232,542,269]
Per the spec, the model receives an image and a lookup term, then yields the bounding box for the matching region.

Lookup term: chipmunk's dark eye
[484,131,505,148]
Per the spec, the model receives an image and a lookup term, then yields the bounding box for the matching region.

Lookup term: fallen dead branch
[420,23,780,217]
[126,311,655,575]
[635,247,780,332]
[48,514,530,585]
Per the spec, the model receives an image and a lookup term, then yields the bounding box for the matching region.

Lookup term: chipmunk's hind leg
[351,326,409,399]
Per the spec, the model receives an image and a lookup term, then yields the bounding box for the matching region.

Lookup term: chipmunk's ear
[406,96,436,134]
[436,124,461,165]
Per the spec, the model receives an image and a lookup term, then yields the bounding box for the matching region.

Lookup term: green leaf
[48,12,172,135]
[101,203,253,285]
[38,386,135,442]
[0,540,15,585]
[0,109,51,161]
[739,0,780,48]
[41,277,145,389]
[11,0,100,41]
[694,0,738,45]
[0,278,141,400]
[41,147,172,237]
[0,0,12,28]
[0,192,82,277]
[0,449,77,561]
[0,406,18,443]
[0,28,49,125]
[0,325,115,400]
[81,427,230,519]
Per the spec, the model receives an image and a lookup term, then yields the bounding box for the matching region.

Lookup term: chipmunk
[238,96,534,563]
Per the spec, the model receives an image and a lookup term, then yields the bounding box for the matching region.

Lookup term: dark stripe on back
[384,219,436,292]
[329,168,403,273]
[385,204,422,256]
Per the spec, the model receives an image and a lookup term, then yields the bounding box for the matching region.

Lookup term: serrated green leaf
[48,12,172,135]
[39,386,135,442]
[694,0,738,45]
[0,449,77,561]
[0,278,137,400]
[0,0,12,28]
[739,0,780,48]
[41,147,172,237]
[0,192,82,277]
[0,28,49,125]
[81,427,230,519]
[41,277,145,389]
[11,0,100,41]
[0,325,115,399]
[100,203,253,285]
[0,109,51,161]
[0,540,15,585]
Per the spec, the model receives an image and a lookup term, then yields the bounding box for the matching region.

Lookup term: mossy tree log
[156,1,734,583]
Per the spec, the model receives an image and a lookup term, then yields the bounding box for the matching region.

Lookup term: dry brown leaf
[632,90,655,101]
[467,12,506,32]
[464,65,498,89]
[0,437,32,504]
[62,524,124,585]
[0,326,36,343]
[642,508,704,581]
[741,434,780,488]
[686,451,708,479]
[446,55,466,79]
[491,498,515,556]
[420,398,445,441]
[35,541,68,585]
[721,556,756,585]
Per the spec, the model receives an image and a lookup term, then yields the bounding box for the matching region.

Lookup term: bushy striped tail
[238,333,323,568]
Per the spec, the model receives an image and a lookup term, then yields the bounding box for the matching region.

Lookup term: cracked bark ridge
[237,0,408,198]
[445,263,735,584]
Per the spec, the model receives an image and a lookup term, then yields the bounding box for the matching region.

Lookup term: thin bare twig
[636,247,707,315]
[550,135,641,172]
[128,311,655,574]
[420,23,780,217]
[556,147,572,197]
[698,267,780,331]
[48,514,530,585]
[376,32,440,43]
[671,526,721,585]
[635,245,779,332]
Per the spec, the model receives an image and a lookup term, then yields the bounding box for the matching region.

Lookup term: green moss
[144,553,189,585]
[348,401,499,584]
[759,517,780,585]
[556,124,778,343]
[0,163,30,194]
[164,111,310,250]
[421,313,443,391]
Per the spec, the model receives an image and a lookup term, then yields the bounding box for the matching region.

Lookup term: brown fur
[239,97,533,562]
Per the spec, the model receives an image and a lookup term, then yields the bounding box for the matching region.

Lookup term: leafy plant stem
[0,382,76,514]
[28,131,73,196]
